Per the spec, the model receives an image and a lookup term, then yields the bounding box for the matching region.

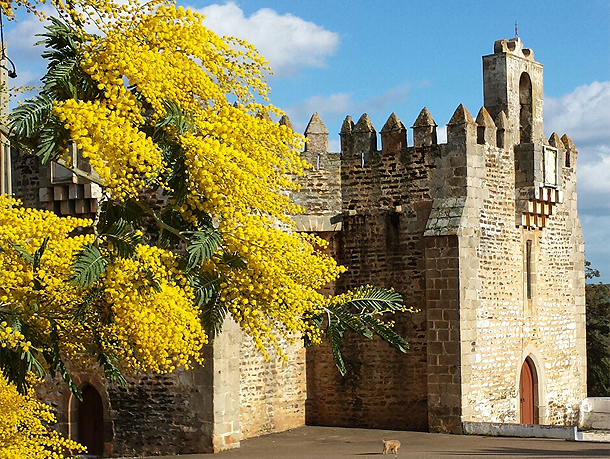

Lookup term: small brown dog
[382,437,400,455]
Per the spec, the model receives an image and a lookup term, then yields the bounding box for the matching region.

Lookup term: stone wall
[299,91,586,432]
[37,317,308,456]
[10,149,42,209]
[460,118,586,426]
[36,367,213,457]
[424,235,461,433]
[239,335,307,439]
[303,112,435,431]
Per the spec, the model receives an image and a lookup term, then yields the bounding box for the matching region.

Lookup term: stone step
[577,429,610,443]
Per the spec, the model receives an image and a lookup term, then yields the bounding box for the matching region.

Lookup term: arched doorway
[78,384,104,456]
[519,357,538,424]
[519,72,533,144]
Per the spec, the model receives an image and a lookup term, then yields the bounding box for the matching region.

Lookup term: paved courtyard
[137,426,609,459]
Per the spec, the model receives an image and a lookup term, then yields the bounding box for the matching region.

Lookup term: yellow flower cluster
[10,0,352,358]
[0,0,42,20]
[0,197,93,341]
[102,245,206,373]
[0,322,31,353]
[0,373,85,459]
[60,2,345,355]
[55,99,165,201]
[0,197,206,373]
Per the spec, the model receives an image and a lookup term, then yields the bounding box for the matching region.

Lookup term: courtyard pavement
[135,426,610,459]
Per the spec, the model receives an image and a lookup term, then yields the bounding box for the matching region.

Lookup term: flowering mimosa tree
[0,0,414,455]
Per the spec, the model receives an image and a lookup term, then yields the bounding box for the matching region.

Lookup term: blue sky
[4,0,610,281]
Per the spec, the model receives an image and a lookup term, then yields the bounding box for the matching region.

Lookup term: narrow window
[0,140,10,195]
[526,240,532,299]
[519,73,533,144]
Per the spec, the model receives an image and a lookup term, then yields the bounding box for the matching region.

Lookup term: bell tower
[482,37,544,148]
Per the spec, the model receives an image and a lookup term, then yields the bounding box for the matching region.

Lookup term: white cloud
[191,2,339,77]
[4,8,53,88]
[286,83,411,135]
[6,1,339,86]
[581,214,610,282]
[578,146,610,194]
[545,81,610,149]
[545,81,610,216]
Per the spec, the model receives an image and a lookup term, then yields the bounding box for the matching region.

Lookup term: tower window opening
[526,239,532,300]
[519,72,533,144]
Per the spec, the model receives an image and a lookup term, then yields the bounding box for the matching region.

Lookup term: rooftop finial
[514,21,518,38]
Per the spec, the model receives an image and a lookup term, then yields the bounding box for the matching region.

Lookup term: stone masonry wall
[107,369,213,456]
[239,334,307,439]
[11,149,42,209]
[462,132,586,426]
[303,113,433,431]
[464,141,524,423]
[528,138,586,424]
[424,235,461,433]
[36,366,214,457]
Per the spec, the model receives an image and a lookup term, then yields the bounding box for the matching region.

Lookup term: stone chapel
[6,37,587,455]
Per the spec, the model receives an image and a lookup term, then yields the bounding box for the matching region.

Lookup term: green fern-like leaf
[200,293,228,342]
[184,228,223,272]
[0,346,46,393]
[99,199,146,230]
[8,242,35,265]
[189,271,227,341]
[327,304,372,339]
[361,315,409,353]
[72,286,105,324]
[38,121,70,163]
[32,237,49,271]
[340,286,403,313]
[310,286,409,375]
[0,313,47,392]
[8,94,55,140]
[71,244,107,289]
[190,271,221,307]
[326,318,347,376]
[155,100,196,135]
[220,251,248,270]
[42,57,80,97]
[96,351,127,388]
[103,219,142,259]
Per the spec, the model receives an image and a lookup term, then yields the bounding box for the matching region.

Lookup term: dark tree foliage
[585,261,610,396]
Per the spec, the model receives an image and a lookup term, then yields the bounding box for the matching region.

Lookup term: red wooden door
[519,360,534,424]
[78,385,104,456]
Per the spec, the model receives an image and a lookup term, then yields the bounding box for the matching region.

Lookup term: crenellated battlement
[292,37,579,235]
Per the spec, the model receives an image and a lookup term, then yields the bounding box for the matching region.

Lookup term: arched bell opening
[519,72,533,144]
